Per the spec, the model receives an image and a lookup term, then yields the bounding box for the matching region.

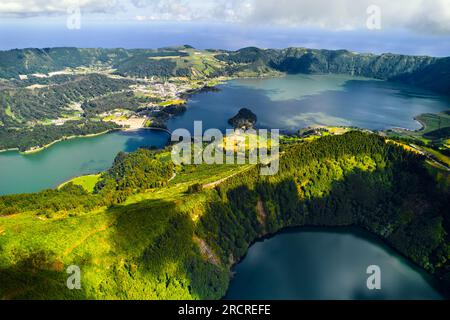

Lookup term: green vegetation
[216,47,448,94]
[1,45,450,299]
[384,111,450,169]
[2,46,449,92]
[94,149,175,203]
[0,74,133,126]
[423,147,450,167]
[0,120,120,152]
[114,47,226,79]
[0,47,131,79]
[59,175,101,193]
[1,45,450,151]
[0,132,448,299]
[386,112,450,143]
[228,108,257,130]
[158,99,186,107]
[81,91,160,116]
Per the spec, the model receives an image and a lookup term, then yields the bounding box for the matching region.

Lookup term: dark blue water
[225,228,446,300]
[168,74,450,133]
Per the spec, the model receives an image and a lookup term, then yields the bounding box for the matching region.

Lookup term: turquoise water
[0,130,169,195]
[1,74,449,196]
[225,228,446,300]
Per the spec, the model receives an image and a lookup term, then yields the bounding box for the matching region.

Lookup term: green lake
[0,130,169,195]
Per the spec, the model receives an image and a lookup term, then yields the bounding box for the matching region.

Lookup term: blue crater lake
[168,74,450,133]
[224,228,446,300]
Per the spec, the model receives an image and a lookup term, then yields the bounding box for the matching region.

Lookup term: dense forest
[215,47,449,95]
[94,149,175,203]
[0,132,448,299]
[0,74,133,125]
[81,91,161,116]
[0,120,120,152]
[0,47,131,79]
[0,73,136,150]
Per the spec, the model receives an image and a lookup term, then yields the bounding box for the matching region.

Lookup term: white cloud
[1,0,450,35]
[131,0,450,35]
[0,0,120,17]
[247,0,450,34]
[129,0,252,22]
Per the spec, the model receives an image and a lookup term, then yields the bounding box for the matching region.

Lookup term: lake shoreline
[223,224,450,300]
[20,129,119,155]
[2,74,445,156]
[0,126,173,156]
[0,130,121,155]
[0,80,226,156]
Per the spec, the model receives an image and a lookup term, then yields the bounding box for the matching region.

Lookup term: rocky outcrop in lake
[228,108,257,130]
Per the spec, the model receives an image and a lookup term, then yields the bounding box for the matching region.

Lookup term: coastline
[0,80,224,156]
[387,115,427,133]
[414,116,427,132]
[0,147,19,154]
[1,129,118,155]
[22,130,118,155]
[0,126,174,156]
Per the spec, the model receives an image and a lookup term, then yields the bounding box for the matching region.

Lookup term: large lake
[225,228,446,300]
[169,74,450,133]
[0,74,449,300]
[1,74,449,195]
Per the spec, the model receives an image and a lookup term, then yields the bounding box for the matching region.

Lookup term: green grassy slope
[58,175,101,193]
[0,132,449,299]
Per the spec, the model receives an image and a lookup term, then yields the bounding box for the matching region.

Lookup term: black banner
[1,300,448,319]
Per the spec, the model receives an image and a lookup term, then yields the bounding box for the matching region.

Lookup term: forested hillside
[0,132,448,299]
[1,46,449,94]
[0,74,133,126]
[217,47,449,94]
[0,120,120,152]
[0,48,131,79]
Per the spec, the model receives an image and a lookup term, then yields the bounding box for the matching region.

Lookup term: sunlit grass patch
[58,174,101,193]
[158,99,186,107]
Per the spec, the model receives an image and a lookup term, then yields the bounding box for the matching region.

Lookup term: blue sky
[1,0,450,56]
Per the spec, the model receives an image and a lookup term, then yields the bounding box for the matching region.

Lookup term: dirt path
[410,145,450,171]
[202,166,255,189]
[63,223,113,257]
[168,172,177,182]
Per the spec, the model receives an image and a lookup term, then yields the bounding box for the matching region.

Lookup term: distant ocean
[0,21,449,57]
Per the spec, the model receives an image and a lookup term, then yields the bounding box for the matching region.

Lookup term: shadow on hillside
[104,194,235,299]
[98,141,449,299]
[0,250,90,300]
[4,137,448,300]
[195,157,450,299]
